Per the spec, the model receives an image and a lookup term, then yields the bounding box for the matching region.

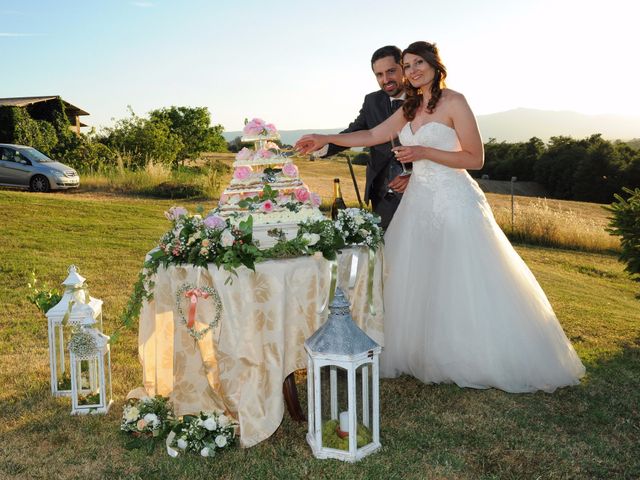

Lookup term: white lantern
[69,325,113,415]
[304,288,382,462]
[45,265,103,397]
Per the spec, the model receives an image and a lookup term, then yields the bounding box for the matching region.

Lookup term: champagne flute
[390,134,412,177]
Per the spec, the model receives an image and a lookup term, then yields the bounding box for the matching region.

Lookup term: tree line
[475,135,640,204]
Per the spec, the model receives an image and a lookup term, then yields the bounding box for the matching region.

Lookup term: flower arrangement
[243,117,277,137]
[121,396,174,437]
[334,208,383,249]
[166,411,238,457]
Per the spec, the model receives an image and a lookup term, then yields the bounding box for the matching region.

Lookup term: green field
[0,188,638,479]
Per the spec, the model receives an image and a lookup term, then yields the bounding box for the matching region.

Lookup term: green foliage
[606,187,640,281]
[26,271,62,314]
[0,106,59,154]
[149,106,227,163]
[101,107,183,169]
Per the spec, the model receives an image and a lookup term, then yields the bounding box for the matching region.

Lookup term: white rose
[177,438,188,450]
[358,229,369,237]
[124,406,140,422]
[215,435,228,448]
[203,417,217,431]
[221,230,235,247]
[354,215,365,226]
[217,415,230,428]
[302,233,320,246]
[200,447,211,457]
[143,413,158,425]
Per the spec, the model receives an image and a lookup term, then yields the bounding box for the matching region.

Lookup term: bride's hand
[295,134,328,155]
[392,146,423,163]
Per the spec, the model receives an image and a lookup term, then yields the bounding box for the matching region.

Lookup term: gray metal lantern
[45,265,103,397]
[304,288,382,462]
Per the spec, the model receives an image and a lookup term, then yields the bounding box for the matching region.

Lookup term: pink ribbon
[184,288,210,328]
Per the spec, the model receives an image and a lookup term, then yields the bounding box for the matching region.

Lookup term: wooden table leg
[283,372,306,422]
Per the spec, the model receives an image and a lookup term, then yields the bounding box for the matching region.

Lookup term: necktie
[391,99,403,113]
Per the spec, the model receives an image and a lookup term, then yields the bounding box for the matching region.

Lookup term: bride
[296,41,585,393]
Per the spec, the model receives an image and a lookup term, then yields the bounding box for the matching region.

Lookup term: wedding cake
[216,118,324,248]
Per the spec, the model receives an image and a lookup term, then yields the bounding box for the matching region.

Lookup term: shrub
[606,187,640,281]
[352,152,370,165]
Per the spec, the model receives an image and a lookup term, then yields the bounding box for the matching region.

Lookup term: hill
[222,108,640,144]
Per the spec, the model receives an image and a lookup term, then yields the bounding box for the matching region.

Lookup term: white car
[0,143,80,192]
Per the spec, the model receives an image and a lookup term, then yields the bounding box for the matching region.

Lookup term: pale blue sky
[2,0,638,132]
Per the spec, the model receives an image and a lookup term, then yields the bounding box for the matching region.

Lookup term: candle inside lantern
[339,411,350,434]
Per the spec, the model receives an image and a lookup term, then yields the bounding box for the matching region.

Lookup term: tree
[149,106,227,164]
[606,187,640,282]
[101,107,183,169]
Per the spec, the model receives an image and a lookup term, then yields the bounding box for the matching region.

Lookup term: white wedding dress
[380,121,585,393]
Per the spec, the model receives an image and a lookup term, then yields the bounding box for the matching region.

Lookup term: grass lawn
[0,188,638,479]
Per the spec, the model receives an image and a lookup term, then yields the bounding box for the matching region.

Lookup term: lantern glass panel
[76,357,102,406]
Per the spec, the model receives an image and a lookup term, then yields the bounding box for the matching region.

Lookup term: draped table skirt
[128,247,384,447]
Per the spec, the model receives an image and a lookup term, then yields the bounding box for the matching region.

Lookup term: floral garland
[118,201,383,336]
[175,283,223,341]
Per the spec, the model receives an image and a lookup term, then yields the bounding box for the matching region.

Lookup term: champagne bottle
[331,178,347,220]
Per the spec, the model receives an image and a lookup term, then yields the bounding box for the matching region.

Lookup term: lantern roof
[305,288,379,357]
[62,265,86,288]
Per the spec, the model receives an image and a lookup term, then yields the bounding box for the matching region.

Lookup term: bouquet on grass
[121,396,174,451]
[166,410,238,458]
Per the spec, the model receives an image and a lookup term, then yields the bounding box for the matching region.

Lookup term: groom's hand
[295,134,327,155]
[388,174,410,193]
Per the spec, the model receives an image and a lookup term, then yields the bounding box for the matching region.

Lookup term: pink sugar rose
[261,199,274,212]
[256,148,274,159]
[235,147,252,161]
[233,166,253,180]
[204,215,226,230]
[310,192,321,207]
[282,162,298,178]
[294,187,310,203]
[243,118,266,136]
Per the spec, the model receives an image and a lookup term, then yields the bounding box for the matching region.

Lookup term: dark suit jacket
[324,90,401,228]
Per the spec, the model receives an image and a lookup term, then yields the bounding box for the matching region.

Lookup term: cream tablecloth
[129,248,384,447]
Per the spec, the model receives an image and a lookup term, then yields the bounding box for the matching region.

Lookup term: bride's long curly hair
[402,41,447,121]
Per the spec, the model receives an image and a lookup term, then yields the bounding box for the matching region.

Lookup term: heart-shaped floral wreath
[175,283,222,341]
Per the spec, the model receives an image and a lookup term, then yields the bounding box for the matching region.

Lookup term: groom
[318,45,409,228]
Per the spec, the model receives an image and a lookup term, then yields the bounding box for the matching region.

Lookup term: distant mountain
[222,108,640,145]
[476,108,640,142]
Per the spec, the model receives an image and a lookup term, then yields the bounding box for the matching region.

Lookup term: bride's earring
[417,87,423,95]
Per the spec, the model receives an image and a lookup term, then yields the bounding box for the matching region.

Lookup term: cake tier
[233,154,288,167]
[241,133,281,143]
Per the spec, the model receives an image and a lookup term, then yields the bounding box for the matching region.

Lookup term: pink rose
[265,123,277,134]
[243,118,266,136]
[235,147,252,161]
[256,149,274,159]
[233,166,253,180]
[204,215,226,230]
[294,187,310,203]
[282,162,298,178]
[261,199,274,212]
[310,192,321,207]
[137,419,147,430]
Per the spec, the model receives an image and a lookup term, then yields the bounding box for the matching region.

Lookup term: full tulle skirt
[380,169,585,393]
